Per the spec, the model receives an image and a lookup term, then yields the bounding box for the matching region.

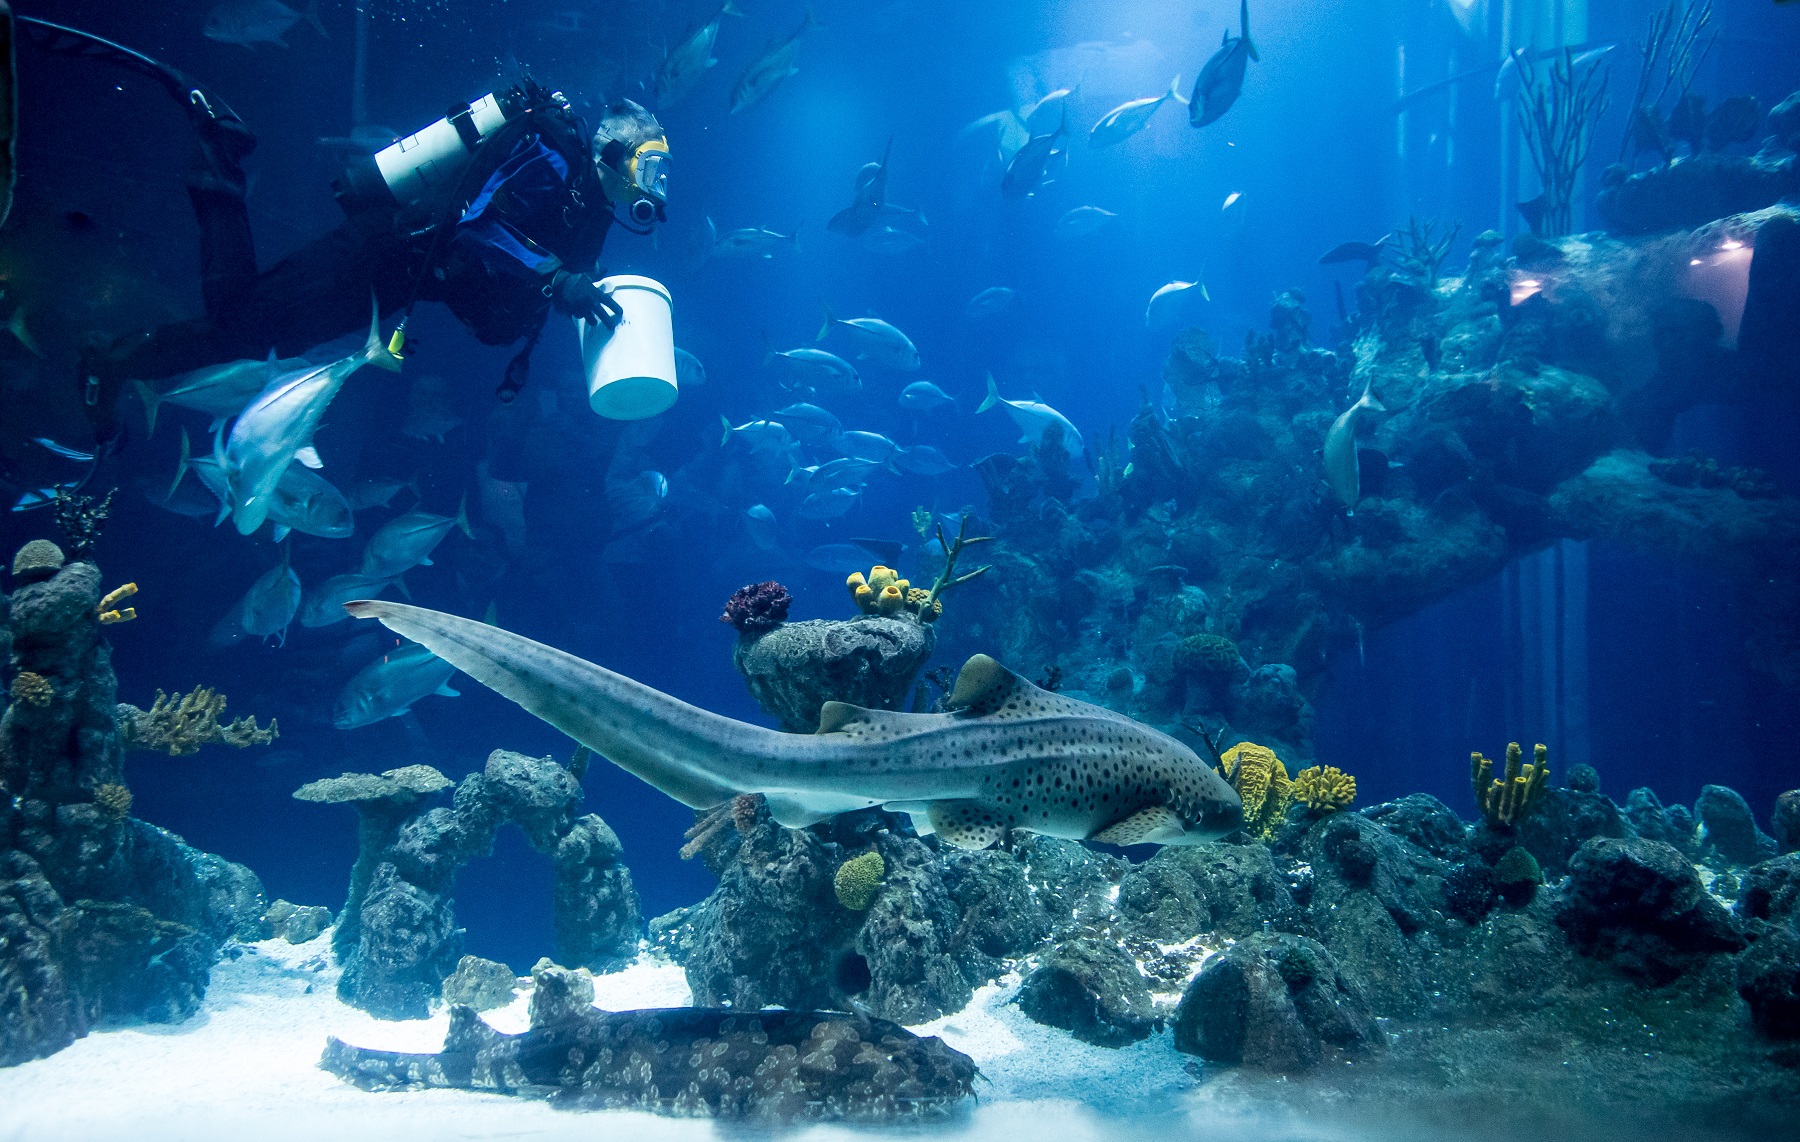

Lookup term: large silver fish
[654,1,743,107]
[220,304,400,536]
[358,506,462,579]
[1324,377,1386,508]
[238,555,302,647]
[334,641,459,729]
[728,8,816,114]
[344,602,1245,847]
[977,373,1084,455]
[301,572,396,628]
[1000,104,1067,201]
[178,432,353,541]
[703,217,800,261]
[816,305,920,370]
[1088,75,1185,148]
[134,353,310,436]
[1190,0,1258,128]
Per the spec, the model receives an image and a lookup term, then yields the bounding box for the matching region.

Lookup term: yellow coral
[1220,742,1291,841]
[10,671,53,708]
[1471,742,1550,827]
[834,849,886,911]
[876,584,905,614]
[93,782,133,819]
[868,566,899,592]
[120,687,279,756]
[98,582,138,625]
[1292,765,1357,813]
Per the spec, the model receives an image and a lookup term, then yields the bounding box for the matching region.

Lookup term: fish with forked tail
[342,601,1244,847]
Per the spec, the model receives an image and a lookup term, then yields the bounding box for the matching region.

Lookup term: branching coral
[720,581,792,633]
[1292,765,1357,813]
[1515,48,1612,236]
[52,489,113,561]
[1220,742,1291,842]
[10,671,53,708]
[833,849,886,911]
[92,782,133,820]
[118,687,279,756]
[1472,742,1551,827]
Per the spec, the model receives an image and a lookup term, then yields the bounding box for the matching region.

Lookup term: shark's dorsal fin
[948,654,1138,725]
[815,701,922,742]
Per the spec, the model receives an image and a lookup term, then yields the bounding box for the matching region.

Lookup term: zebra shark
[344,601,1244,848]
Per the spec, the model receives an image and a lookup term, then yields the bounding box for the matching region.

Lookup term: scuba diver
[75,59,670,446]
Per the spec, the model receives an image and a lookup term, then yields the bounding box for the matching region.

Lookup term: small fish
[1056,206,1118,239]
[705,217,801,260]
[475,461,529,551]
[221,300,401,537]
[805,456,883,491]
[607,470,668,528]
[743,504,781,550]
[835,429,898,463]
[264,463,354,541]
[1319,236,1390,266]
[204,0,326,48]
[32,437,95,463]
[1190,0,1259,128]
[348,477,414,512]
[893,444,956,476]
[816,305,920,371]
[334,641,459,729]
[674,347,707,388]
[1089,76,1187,148]
[1324,378,1387,509]
[772,403,841,442]
[1001,104,1067,201]
[798,486,860,520]
[360,507,462,579]
[978,374,1084,456]
[655,1,744,108]
[720,416,797,454]
[898,381,955,412]
[964,287,1017,319]
[1221,191,1243,212]
[301,572,396,628]
[238,555,303,647]
[729,8,817,115]
[1021,86,1076,136]
[763,345,861,393]
[1146,278,1210,328]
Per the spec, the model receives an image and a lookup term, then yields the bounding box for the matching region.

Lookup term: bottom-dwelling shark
[344,601,1244,848]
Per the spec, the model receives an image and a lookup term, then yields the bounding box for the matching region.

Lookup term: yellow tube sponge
[1220,742,1291,841]
[1292,765,1357,813]
[1471,741,1551,826]
[98,582,139,624]
[876,584,905,614]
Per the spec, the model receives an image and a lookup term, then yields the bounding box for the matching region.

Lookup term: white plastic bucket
[577,275,678,420]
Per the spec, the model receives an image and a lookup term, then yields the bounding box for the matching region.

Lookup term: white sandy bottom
[0,935,1350,1142]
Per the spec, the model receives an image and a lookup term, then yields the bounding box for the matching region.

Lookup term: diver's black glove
[549,271,624,329]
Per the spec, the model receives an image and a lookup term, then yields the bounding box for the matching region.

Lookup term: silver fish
[1088,76,1185,148]
[720,416,797,454]
[1146,277,1210,328]
[238,558,302,647]
[834,429,898,463]
[359,507,462,579]
[798,486,860,519]
[401,373,462,442]
[1000,108,1067,201]
[1055,206,1118,239]
[674,347,708,388]
[134,353,310,435]
[893,444,956,476]
[977,374,1084,455]
[346,602,1246,848]
[333,641,459,729]
[705,217,801,260]
[805,456,883,491]
[1190,0,1258,128]
[607,470,668,528]
[655,1,745,108]
[302,572,395,628]
[964,287,1017,319]
[764,346,860,393]
[1324,377,1386,508]
[899,381,956,412]
[729,8,817,115]
[179,436,353,541]
[743,503,781,550]
[204,0,325,48]
[772,402,841,442]
[816,305,919,371]
[221,303,400,536]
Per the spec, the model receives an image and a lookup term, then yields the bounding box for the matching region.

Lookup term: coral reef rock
[259,899,332,944]
[1017,937,1159,1047]
[1695,784,1778,865]
[323,1004,979,1122]
[731,616,934,732]
[1172,933,1382,1071]
[440,954,518,1012]
[0,553,266,1066]
[296,749,641,1019]
[1555,837,1746,984]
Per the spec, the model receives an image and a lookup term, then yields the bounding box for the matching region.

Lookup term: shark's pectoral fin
[883,800,935,837]
[926,800,1015,850]
[764,791,883,828]
[1091,806,1184,846]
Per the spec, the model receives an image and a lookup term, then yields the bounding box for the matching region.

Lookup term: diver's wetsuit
[87,86,611,438]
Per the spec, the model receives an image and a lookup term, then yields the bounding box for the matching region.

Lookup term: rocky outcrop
[1171,932,1381,1070]
[731,617,934,732]
[1017,937,1158,1047]
[1555,837,1746,983]
[295,749,641,1019]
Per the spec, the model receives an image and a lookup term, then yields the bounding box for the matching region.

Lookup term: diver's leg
[184,97,258,325]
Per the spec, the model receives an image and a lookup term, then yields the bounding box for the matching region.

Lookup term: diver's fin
[977,373,1001,414]
[1092,806,1184,846]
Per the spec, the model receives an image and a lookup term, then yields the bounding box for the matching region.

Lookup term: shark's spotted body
[345,601,1244,847]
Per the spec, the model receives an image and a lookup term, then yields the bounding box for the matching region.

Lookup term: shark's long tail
[344,600,754,807]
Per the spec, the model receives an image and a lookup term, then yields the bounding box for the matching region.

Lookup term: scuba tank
[333,88,534,214]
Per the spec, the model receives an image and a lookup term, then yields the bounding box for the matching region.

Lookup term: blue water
[5,0,1799,970]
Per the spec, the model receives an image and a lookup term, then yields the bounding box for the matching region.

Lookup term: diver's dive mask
[596,135,670,229]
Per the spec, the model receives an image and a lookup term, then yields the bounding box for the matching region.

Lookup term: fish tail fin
[1170,74,1189,105]
[816,302,834,342]
[977,373,1001,414]
[8,308,42,357]
[720,414,733,447]
[364,295,403,373]
[170,426,191,501]
[1358,378,1386,413]
[304,0,328,38]
[456,491,474,539]
[722,0,746,14]
[1199,275,1212,302]
[135,380,164,437]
